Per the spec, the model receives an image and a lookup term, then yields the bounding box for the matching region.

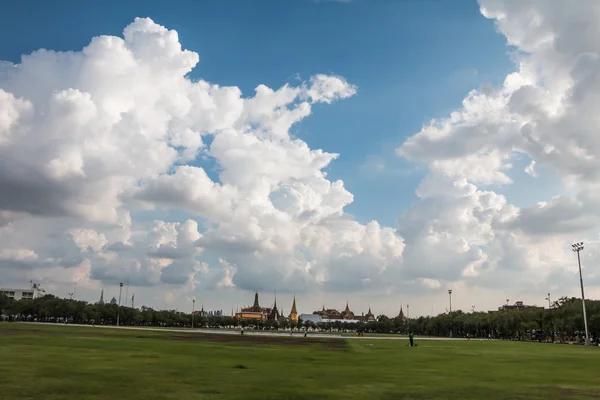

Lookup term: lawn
[1,323,599,400]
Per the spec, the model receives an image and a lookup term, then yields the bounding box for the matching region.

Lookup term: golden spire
[288,294,298,322]
[344,302,350,313]
[291,294,297,313]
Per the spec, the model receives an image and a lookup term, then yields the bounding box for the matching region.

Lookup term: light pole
[68,292,73,300]
[448,289,453,338]
[117,282,123,326]
[407,304,410,320]
[192,299,196,329]
[546,292,555,343]
[572,242,590,346]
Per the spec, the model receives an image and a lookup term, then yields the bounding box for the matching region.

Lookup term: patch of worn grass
[0,323,599,400]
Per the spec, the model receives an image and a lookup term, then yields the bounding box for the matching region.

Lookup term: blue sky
[2,0,514,227]
[4,0,589,315]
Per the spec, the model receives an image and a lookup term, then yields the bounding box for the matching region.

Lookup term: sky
[1,0,600,317]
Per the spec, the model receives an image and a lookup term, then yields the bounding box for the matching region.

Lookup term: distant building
[268,295,281,321]
[110,297,117,305]
[97,289,104,305]
[192,306,223,317]
[312,303,375,322]
[397,304,408,320]
[313,306,341,319]
[235,292,297,322]
[355,307,376,322]
[236,293,270,321]
[340,302,354,319]
[1,282,47,301]
[300,313,370,324]
[0,288,34,301]
[300,313,322,324]
[497,301,544,312]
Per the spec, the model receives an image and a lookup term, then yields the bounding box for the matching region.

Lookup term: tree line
[1,294,599,342]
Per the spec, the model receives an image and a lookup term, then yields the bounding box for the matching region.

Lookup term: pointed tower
[341,302,353,319]
[288,294,298,322]
[98,289,104,305]
[251,292,261,312]
[269,292,280,320]
[366,306,374,321]
[398,304,406,320]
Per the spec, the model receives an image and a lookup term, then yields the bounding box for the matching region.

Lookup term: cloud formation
[3,3,600,314]
[395,0,600,299]
[0,18,406,306]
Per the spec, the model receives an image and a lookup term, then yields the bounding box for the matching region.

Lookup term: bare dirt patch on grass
[168,332,348,349]
[0,324,348,349]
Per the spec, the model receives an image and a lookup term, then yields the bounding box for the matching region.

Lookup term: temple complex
[232,292,380,323]
[311,303,375,322]
[235,292,290,322]
[235,292,270,320]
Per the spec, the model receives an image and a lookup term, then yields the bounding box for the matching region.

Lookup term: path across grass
[1,323,599,400]
[19,321,470,340]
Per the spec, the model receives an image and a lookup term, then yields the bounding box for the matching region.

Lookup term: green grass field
[1,323,599,400]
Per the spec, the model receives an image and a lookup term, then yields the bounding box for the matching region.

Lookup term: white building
[299,314,366,324]
[322,318,365,324]
[0,288,35,301]
[300,313,322,323]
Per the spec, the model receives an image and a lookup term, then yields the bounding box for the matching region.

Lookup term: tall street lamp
[572,242,590,346]
[117,282,123,327]
[546,292,555,343]
[192,298,196,329]
[448,289,453,338]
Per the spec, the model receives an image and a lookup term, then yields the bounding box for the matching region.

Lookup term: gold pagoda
[288,294,298,322]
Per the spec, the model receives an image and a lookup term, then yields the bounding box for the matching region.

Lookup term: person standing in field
[409,331,414,347]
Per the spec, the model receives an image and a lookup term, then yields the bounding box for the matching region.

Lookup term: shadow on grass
[1,323,349,350]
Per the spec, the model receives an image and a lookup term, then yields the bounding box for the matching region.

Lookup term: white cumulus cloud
[0,18,404,310]
[4,4,600,315]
